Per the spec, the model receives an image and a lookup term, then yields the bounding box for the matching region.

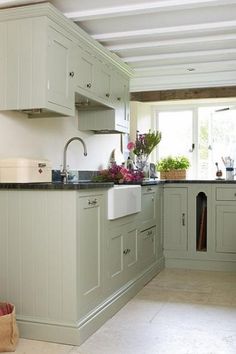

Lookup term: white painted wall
[0,110,121,170]
[130,101,152,142]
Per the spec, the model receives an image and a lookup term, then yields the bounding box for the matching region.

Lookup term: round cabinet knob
[69,71,74,77]
[105,93,110,98]
[117,97,121,101]
[87,83,92,88]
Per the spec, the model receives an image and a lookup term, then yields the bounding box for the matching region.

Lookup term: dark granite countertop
[0,179,235,190]
[162,179,236,184]
[0,181,114,190]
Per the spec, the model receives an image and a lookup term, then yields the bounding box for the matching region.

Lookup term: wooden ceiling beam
[130,86,236,102]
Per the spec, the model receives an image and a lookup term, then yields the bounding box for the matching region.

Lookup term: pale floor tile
[11,269,236,354]
[11,338,74,354]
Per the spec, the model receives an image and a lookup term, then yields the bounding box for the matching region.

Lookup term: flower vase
[135,155,149,178]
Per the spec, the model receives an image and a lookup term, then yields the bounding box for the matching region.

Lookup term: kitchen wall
[130,101,153,142]
[0,110,121,170]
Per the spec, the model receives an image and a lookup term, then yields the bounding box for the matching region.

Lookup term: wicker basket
[160,169,186,180]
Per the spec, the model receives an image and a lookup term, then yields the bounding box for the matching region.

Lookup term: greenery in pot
[157,156,190,172]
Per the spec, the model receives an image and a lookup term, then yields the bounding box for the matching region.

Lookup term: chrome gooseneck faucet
[61,137,87,183]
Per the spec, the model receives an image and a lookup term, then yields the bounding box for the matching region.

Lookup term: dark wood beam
[130,86,236,102]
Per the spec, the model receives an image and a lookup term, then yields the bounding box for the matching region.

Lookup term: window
[157,109,194,178]
[154,102,236,179]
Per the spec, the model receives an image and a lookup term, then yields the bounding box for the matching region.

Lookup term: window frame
[152,100,236,179]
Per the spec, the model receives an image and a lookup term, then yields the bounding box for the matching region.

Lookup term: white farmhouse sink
[107,185,141,220]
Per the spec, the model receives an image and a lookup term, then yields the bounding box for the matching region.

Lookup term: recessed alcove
[196,192,207,252]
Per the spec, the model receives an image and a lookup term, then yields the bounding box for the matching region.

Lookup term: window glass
[157,110,194,178]
[199,107,236,179]
[154,103,236,179]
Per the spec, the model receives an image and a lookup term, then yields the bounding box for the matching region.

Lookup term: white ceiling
[1,0,236,92]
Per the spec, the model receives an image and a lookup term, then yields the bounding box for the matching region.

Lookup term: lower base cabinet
[163,187,188,253]
[215,206,236,253]
[107,222,139,292]
[77,193,105,319]
[0,186,163,346]
[163,184,236,271]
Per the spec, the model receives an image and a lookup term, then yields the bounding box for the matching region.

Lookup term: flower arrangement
[93,164,144,184]
[127,130,162,157]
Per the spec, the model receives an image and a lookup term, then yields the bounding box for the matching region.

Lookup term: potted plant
[156,156,190,179]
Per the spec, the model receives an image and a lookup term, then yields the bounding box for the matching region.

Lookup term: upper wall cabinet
[0,17,75,117]
[0,3,132,120]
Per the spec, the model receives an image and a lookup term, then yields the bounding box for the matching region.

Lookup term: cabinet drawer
[216,188,236,201]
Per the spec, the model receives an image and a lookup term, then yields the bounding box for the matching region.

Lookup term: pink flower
[127,141,135,151]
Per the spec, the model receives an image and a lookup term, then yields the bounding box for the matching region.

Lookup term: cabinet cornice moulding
[0,2,133,77]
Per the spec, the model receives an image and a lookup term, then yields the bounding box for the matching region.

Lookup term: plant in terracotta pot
[156,156,190,180]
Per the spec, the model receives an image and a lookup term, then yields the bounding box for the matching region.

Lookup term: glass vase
[135,154,149,178]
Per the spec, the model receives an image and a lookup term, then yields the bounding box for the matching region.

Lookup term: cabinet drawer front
[216,188,236,201]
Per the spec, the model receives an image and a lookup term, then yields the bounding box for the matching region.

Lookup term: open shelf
[196,192,207,252]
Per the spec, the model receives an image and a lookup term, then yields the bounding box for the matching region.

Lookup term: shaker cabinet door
[47,26,74,110]
[216,205,236,253]
[77,193,105,319]
[164,188,188,251]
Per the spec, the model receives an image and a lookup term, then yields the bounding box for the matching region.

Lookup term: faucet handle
[60,165,69,183]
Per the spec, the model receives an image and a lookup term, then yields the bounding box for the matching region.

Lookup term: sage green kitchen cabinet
[73,44,96,96]
[0,186,164,345]
[140,185,157,231]
[0,189,106,345]
[0,14,75,116]
[77,192,106,319]
[163,187,188,253]
[72,44,113,106]
[96,62,112,103]
[139,226,156,270]
[215,187,236,254]
[107,221,139,292]
[77,70,130,133]
[215,205,236,253]
[110,70,130,132]
[139,186,161,271]
[105,185,163,295]
[163,184,236,271]
[0,3,132,120]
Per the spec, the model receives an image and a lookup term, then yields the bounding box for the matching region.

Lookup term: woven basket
[160,169,186,180]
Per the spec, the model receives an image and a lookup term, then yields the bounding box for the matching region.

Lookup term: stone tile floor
[11,268,236,354]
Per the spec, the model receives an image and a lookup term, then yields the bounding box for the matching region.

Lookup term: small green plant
[157,156,190,172]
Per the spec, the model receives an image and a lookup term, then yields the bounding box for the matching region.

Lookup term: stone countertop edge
[162,179,236,184]
[0,182,115,190]
[0,179,235,189]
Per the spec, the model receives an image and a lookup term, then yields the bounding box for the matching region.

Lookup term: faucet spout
[61,137,87,183]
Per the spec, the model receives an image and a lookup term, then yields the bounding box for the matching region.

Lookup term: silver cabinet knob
[87,83,92,88]
[88,198,97,206]
[69,71,74,77]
